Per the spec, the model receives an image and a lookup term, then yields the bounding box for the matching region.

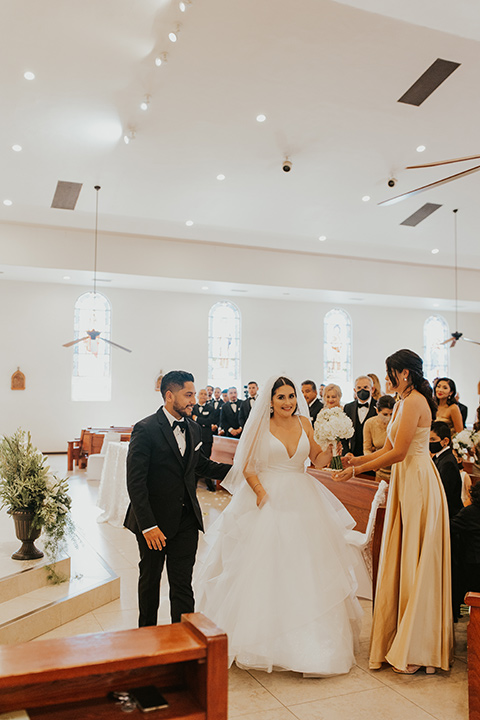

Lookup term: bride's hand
[256,487,267,508]
[343,453,362,467]
[332,467,354,482]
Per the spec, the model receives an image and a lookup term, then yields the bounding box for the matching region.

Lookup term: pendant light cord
[453,208,458,331]
[94,185,101,297]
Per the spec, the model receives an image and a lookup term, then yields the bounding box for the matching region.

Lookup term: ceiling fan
[440,209,480,349]
[63,185,132,353]
[379,154,480,207]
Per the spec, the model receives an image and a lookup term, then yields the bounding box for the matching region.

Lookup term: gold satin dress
[369,402,453,671]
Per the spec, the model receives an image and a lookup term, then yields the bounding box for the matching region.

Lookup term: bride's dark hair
[386,349,437,416]
[271,376,298,414]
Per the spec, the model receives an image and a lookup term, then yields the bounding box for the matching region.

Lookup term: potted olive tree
[0,429,74,568]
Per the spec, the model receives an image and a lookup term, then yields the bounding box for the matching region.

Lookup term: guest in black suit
[124,370,231,626]
[301,380,323,426]
[343,376,377,457]
[451,483,480,619]
[219,387,243,438]
[206,385,214,402]
[456,394,468,427]
[192,388,216,492]
[210,386,224,435]
[430,421,463,518]
[239,381,259,427]
[221,388,228,403]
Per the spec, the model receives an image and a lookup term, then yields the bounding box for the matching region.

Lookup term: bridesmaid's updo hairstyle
[435,377,458,406]
[271,376,298,414]
[386,349,437,416]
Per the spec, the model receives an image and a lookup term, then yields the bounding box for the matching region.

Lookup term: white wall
[0,278,478,451]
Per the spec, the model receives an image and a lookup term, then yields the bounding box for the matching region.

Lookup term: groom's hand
[143,527,167,550]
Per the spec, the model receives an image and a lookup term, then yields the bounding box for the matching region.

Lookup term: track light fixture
[123,128,136,144]
[179,0,192,11]
[154,51,168,67]
[140,95,151,111]
[169,23,182,42]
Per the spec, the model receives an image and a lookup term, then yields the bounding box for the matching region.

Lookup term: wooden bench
[465,592,480,720]
[68,427,133,471]
[0,613,227,720]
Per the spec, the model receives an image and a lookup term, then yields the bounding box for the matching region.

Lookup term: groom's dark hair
[161,370,194,399]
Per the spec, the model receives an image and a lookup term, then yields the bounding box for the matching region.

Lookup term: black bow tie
[358,403,369,408]
[172,420,186,432]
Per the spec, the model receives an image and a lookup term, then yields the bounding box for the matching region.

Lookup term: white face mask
[378,413,391,425]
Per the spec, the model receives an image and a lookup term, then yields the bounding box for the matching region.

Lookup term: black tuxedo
[220,400,243,437]
[343,399,377,456]
[192,403,214,454]
[124,407,230,625]
[459,402,468,427]
[308,398,323,427]
[209,398,224,433]
[239,396,257,427]
[433,448,463,518]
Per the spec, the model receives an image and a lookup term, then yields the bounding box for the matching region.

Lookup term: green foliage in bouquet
[0,428,75,579]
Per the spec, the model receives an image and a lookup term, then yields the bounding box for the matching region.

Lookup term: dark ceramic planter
[10,510,44,560]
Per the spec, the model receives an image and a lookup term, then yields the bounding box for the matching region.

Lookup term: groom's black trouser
[136,504,199,626]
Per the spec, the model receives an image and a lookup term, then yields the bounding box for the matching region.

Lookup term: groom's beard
[173,401,194,417]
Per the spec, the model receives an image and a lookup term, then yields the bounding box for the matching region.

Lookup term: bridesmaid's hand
[332,467,354,482]
[344,453,362,467]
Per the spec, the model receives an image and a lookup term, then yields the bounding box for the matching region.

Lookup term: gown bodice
[388,401,430,458]
[267,427,310,473]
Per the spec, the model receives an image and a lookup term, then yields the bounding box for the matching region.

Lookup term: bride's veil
[221,375,310,494]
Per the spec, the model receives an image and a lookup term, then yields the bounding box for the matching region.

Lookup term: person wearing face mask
[363,395,395,482]
[430,421,463,519]
[343,376,377,457]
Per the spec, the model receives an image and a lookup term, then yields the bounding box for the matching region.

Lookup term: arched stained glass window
[72,291,112,401]
[323,308,352,399]
[208,301,241,390]
[423,315,449,384]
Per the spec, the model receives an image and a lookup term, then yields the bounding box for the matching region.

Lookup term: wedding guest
[319,384,326,401]
[301,380,323,426]
[124,370,230,626]
[239,381,259,427]
[323,383,343,409]
[363,395,395,482]
[192,388,216,491]
[450,483,480,613]
[455,393,468,426]
[368,373,382,402]
[220,387,243,438]
[430,421,463,518]
[206,385,214,401]
[433,377,463,434]
[343,376,377,457]
[210,387,224,436]
[472,405,480,480]
[221,389,228,403]
[335,349,453,674]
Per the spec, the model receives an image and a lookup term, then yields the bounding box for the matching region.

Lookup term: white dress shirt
[357,401,371,424]
[163,406,186,456]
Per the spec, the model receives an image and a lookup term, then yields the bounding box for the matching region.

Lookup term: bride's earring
[270,405,274,414]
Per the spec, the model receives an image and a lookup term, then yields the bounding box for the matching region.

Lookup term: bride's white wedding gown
[195,426,362,674]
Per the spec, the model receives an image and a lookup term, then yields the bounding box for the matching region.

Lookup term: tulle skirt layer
[195,468,363,674]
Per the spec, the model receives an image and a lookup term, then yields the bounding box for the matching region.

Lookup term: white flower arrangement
[314,407,354,470]
[452,429,480,461]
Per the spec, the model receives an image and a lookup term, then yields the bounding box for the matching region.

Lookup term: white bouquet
[452,429,480,461]
[314,407,354,470]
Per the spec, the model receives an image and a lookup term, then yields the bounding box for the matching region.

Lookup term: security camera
[387,178,397,188]
[282,159,292,173]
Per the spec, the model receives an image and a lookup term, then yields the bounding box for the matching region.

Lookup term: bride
[195,375,362,675]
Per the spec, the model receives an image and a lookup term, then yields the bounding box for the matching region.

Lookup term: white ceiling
[2,0,480,273]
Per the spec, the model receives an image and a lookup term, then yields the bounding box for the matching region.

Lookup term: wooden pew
[67,426,133,471]
[465,592,480,720]
[0,613,227,720]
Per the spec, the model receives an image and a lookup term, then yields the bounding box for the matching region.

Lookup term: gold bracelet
[352,466,355,478]
[252,483,261,491]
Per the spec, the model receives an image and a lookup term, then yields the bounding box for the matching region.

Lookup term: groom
[124,370,231,626]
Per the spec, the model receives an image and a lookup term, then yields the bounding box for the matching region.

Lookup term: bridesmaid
[434,377,464,434]
[334,349,453,674]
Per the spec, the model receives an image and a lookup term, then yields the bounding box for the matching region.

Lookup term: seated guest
[301,380,323,426]
[220,387,243,438]
[450,483,480,621]
[430,421,463,518]
[192,389,216,491]
[239,381,259,427]
[433,377,464,433]
[363,395,395,482]
[210,386,224,435]
[367,373,382,402]
[343,376,377,457]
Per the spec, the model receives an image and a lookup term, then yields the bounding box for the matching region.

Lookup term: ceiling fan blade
[379,164,480,206]
[439,338,454,346]
[63,337,89,347]
[406,154,480,169]
[462,337,480,346]
[99,337,132,353]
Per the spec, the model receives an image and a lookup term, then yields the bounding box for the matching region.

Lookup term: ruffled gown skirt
[195,435,362,675]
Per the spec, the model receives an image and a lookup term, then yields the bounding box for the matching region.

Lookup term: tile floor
[31,456,469,719]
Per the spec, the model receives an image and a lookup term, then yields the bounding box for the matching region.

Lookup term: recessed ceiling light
[12,144,22,152]
[179,1,191,11]
[256,114,266,122]
[140,95,150,111]
[3,199,12,206]
[169,24,181,42]
[186,220,194,226]
[318,235,326,241]
[155,52,168,67]
[362,195,370,202]
[416,145,426,152]
[216,174,225,181]
[24,71,35,80]
[63,275,71,280]
[431,248,439,254]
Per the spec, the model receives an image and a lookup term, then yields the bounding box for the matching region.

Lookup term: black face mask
[429,441,443,454]
[357,389,370,402]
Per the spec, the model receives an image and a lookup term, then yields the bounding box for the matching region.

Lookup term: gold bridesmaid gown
[369,402,453,671]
